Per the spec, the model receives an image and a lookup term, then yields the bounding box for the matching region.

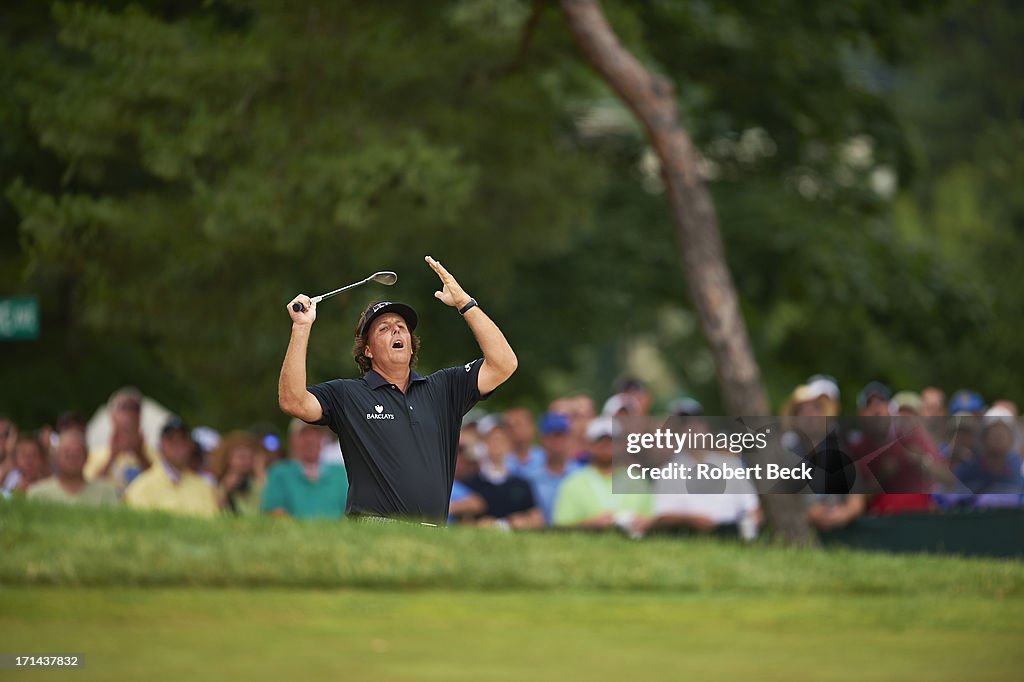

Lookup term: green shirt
[260,460,348,520]
[27,477,120,507]
[552,466,652,527]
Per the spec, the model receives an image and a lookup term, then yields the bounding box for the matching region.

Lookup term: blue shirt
[954,452,1024,495]
[448,480,473,525]
[506,445,546,479]
[525,461,580,524]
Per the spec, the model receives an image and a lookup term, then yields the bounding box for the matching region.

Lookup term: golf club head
[291,271,398,312]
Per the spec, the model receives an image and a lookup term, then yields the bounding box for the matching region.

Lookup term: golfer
[278,256,518,522]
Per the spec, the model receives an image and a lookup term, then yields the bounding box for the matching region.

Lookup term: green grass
[3,500,1023,595]
[2,501,1023,681]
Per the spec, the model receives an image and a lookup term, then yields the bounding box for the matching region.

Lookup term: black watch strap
[459,298,479,315]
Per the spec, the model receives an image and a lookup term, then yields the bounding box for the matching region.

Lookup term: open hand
[425,256,471,309]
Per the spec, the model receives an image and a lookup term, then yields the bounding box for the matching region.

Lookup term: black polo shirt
[307,359,490,522]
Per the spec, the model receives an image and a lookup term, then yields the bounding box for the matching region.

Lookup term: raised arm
[425,255,518,395]
[278,294,324,423]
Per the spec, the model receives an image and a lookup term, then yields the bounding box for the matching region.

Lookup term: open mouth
[392,340,405,350]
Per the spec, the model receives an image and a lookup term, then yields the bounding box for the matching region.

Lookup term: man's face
[290,426,323,465]
[982,423,1014,459]
[160,431,193,470]
[589,436,614,467]
[55,433,88,478]
[541,431,572,460]
[363,313,412,370]
[484,426,513,465]
[859,396,890,418]
[502,408,535,447]
[111,396,141,430]
[15,441,45,479]
[920,388,946,417]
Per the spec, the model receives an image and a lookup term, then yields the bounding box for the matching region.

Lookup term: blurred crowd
[1,376,1021,539]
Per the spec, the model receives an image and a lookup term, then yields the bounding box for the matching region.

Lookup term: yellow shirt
[124,464,219,518]
[84,444,159,494]
[27,477,120,507]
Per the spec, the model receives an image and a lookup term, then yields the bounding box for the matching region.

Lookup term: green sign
[0,297,39,340]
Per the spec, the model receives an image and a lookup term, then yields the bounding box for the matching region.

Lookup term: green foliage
[1,0,1021,426]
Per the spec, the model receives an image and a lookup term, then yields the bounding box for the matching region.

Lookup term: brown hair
[352,303,420,375]
[206,431,264,482]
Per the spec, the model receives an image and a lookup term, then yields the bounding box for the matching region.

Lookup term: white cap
[586,416,620,441]
[601,393,638,417]
[983,406,1015,429]
[807,376,840,401]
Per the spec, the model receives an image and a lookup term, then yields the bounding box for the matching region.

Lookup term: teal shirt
[260,460,348,520]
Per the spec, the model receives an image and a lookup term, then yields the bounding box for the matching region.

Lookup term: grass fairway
[3,588,1022,681]
[3,502,1023,680]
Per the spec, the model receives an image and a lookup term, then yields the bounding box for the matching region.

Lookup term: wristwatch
[459,298,479,315]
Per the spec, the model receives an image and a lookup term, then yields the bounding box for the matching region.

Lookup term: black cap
[359,301,418,337]
[161,416,190,438]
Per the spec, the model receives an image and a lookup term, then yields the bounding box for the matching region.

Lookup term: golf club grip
[292,302,305,313]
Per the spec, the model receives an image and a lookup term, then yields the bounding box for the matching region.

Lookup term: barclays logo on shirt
[366,404,396,420]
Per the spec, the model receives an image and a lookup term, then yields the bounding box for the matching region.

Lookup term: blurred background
[2,0,1022,429]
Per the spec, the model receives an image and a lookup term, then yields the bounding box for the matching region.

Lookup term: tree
[560,0,813,544]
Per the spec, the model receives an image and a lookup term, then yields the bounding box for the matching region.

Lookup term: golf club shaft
[292,274,372,311]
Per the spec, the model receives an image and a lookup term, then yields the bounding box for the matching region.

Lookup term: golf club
[291,271,398,312]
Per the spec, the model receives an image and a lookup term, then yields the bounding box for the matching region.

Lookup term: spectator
[55,411,88,435]
[616,377,652,416]
[780,384,830,458]
[1,435,47,494]
[208,432,266,516]
[806,373,841,416]
[27,430,119,507]
[952,408,1023,505]
[919,387,948,443]
[522,418,581,525]
[553,417,653,537]
[85,387,156,493]
[124,417,219,517]
[537,412,577,470]
[847,400,951,515]
[804,494,867,531]
[464,421,543,529]
[949,389,985,417]
[992,400,1019,417]
[260,419,348,520]
[649,446,762,537]
[503,407,545,478]
[890,391,923,416]
[857,381,892,418]
[601,393,640,418]
[920,387,946,418]
[449,441,485,524]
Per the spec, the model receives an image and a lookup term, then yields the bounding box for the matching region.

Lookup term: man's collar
[362,368,426,390]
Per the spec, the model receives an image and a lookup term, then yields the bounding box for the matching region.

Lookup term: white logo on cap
[372,301,391,313]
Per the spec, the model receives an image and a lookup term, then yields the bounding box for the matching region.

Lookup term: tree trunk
[561,0,815,546]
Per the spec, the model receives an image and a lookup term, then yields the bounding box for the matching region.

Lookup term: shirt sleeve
[306,379,348,427]
[440,358,492,418]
